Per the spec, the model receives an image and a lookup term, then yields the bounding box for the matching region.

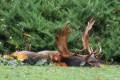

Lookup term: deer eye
[95,55,100,59]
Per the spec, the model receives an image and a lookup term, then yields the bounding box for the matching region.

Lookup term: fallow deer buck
[55,19,101,67]
[9,19,101,67]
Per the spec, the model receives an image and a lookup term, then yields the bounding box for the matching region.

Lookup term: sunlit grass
[0,65,120,80]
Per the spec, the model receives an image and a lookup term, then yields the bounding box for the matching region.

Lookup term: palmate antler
[81,18,102,57]
[82,19,95,54]
[55,26,71,58]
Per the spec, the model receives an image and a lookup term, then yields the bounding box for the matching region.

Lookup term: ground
[0,65,120,80]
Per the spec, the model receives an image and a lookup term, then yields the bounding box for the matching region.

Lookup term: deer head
[85,49,101,67]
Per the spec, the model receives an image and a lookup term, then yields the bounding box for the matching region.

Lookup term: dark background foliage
[0,0,120,62]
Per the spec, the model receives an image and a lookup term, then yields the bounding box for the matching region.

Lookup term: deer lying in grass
[9,19,101,67]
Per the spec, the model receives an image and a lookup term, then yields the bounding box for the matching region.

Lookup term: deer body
[11,50,60,65]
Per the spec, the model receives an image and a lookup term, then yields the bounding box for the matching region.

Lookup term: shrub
[0,0,120,62]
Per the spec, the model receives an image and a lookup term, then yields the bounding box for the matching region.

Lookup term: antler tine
[98,43,102,54]
[86,18,95,33]
[88,47,93,54]
[55,26,71,58]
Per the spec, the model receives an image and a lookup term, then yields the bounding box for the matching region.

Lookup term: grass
[0,65,120,80]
